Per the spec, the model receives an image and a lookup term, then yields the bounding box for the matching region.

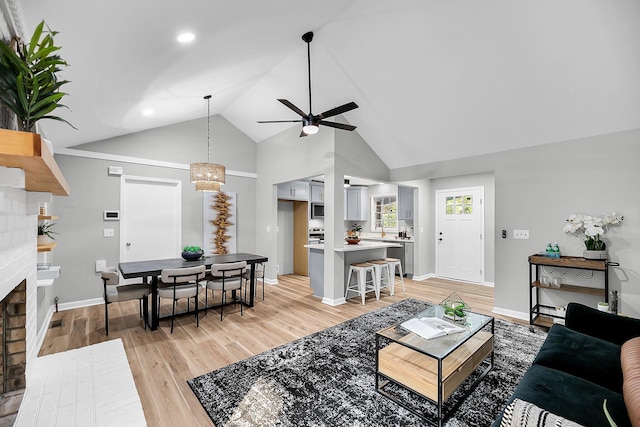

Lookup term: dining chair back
[101,266,150,335]
[158,264,205,333]
[205,261,247,320]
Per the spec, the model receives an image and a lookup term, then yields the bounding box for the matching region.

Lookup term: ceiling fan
[257,31,358,137]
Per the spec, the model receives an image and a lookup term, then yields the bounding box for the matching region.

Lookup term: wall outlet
[513,229,529,239]
[103,228,115,237]
[276,264,280,272]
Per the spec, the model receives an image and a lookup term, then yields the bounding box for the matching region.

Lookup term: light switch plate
[513,230,529,239]
[103,228,115,237]
[95,260,106,272]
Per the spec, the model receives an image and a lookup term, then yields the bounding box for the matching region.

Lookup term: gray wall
[391,129,640,317]
[49,115,257,305]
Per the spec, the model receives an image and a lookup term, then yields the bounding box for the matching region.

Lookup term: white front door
[120,176,182,264]
[436,187,484,283]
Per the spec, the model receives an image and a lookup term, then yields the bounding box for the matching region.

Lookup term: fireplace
[0,280,26,423]
[1,280,27,394]
[0,173,41,423]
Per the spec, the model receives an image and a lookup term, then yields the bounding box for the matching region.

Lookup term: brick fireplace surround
[0,168,41,423]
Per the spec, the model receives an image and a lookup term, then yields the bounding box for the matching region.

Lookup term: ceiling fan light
[302,123,319,135]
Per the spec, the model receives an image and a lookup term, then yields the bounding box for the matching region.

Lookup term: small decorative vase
[37,235,48,245]
[181,250,204,261]
[583,250,608,260]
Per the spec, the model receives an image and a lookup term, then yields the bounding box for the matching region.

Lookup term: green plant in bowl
[182,245,204,261]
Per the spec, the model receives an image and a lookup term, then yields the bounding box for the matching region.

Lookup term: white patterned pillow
[500,399,584,427]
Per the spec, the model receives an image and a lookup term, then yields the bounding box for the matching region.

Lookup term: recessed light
[142,108,154,116]
[177,32,195,43]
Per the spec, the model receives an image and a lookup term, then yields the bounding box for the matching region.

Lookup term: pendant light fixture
[190,95,225,192]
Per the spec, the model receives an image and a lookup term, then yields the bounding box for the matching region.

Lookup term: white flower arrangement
[563,212,624,250]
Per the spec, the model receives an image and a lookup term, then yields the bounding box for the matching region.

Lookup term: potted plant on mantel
[0,20,74,133]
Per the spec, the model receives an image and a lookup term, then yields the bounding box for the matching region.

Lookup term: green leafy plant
[37,222,57,240]
[182,245,202,252]
[0,20,74,132]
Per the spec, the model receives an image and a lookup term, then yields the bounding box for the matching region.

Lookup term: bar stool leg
[359,268,366,305]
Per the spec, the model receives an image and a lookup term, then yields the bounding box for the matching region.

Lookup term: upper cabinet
[398,186,414,221]
[345,187,368,221]
[310,183,324,203]
[278,180,309,201]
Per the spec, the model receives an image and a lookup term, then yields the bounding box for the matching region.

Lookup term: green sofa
[492,302,640,427]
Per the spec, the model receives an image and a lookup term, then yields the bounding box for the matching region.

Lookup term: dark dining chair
[204,261,247,320]
[158,264,205,333]
[101,266,150,336]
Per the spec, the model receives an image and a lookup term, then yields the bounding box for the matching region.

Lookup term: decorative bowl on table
[181,246,204,261]
[345,238,360,245]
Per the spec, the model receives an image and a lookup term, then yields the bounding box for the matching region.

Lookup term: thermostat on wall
[103,210,120,221]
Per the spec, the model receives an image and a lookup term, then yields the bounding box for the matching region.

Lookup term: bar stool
[385,257,405,291]
[368,259,393,297]
[345,262,379,305]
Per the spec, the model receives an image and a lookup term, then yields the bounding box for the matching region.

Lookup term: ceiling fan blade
[318,120,357,131]
[317,102,359,119]
[278,99,308,118]
[256,120,302,123]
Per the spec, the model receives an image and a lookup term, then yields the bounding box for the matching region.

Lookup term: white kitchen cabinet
[277,180,309,200]
[310,183,324,203]
[344,187,368,221]
[398,186,414,220]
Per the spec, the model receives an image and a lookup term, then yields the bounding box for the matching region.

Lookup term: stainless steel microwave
[311,203,324,219]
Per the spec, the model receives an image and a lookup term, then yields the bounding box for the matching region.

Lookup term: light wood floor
[38,275,517,427]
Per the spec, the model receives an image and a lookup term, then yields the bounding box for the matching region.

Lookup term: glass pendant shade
[194,181,221,192]
[190,162,226,184]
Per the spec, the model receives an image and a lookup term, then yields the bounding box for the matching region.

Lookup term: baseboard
[58,297,103,312]
[481,281,495,287]
[492,306,529,322]
[322,296,346,306]
[411,273,436,281]
[264,277,278,286]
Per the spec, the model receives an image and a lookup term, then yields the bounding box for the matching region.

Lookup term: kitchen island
[304,241,402,298]
[360,236,414,276]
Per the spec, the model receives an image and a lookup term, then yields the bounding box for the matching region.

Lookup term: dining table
[118,252,268,330]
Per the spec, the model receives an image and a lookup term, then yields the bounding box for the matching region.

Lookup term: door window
[445,195,473,215]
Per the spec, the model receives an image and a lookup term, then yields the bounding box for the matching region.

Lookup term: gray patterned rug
[188,298,547,426]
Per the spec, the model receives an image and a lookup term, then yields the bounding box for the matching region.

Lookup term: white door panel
[436,187,484,283]
[120,176,182,268]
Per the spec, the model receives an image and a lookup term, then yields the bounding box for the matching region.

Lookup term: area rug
[188,298,547,426]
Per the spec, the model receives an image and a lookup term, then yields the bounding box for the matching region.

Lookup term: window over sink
[371,195,398,232]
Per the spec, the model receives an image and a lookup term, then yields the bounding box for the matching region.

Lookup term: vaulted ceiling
[19,0,640,169]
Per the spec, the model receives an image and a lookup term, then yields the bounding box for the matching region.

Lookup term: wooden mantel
[0,129,70,196]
